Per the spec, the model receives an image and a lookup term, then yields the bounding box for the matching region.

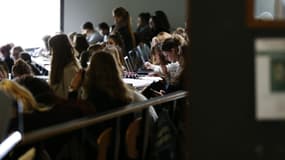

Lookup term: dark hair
[155,10,171,32]
[82,21,94,30]
[49,34,77,84]
[138,12,151,25]
[16,75,58,106]
[74,34,89,53]
[12,59,32,77]
[0,44,12,57]
[161,37,181,52]
[112,7,136,50]
[98,22,109,30]
[20,52,32,64]
[12,46,24,52]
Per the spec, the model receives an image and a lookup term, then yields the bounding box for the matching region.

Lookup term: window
[0,0,61,48]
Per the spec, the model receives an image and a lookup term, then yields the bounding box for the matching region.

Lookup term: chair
[18,147,36,160]
[125,118,142,159]
[97,128,112,160]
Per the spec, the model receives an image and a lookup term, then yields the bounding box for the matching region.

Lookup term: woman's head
[137,12,151,27]
[0,79,40,112]
[0,44,13,58]
[151,43,167,65]
[74,33,89,53]
[107,34,124,48]
[151,31,172,48]
[155,10,170,32]
[11,46,24,60]
[49,34,77,84]
[84,51,132,103]
[103,45,124,70]
[161,37,181,62]
[112,7,130,25]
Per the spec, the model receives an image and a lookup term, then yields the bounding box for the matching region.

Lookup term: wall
[63,0,185,33]
[189,0,285,159]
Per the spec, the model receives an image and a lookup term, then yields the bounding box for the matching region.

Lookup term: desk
[123,77,162,90]
[32,55,162,90]
[32,56,51,72]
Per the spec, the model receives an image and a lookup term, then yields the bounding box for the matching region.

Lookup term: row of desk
[32,56,161,90]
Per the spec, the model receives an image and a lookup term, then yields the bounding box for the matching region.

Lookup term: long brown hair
[49,34,78,85]
[112,7,136,49]
[84,51,133,105]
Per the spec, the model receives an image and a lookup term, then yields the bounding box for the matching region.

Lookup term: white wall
[63,0,185,33]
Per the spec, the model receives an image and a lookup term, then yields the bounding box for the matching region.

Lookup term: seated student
[81,21,103,44]
[49,34,80,99]
[135,12,152,45]
[69,51,157,159]
[107,33,126,57]
[6,76,95,159]
[145,36,186,93]
[98,22,110,42]
[12,59,33,79]
[73,34,90,68]
[11,46,24,61]
[0,44,14,73]
[0,79,45,113]
[20,52,41,75]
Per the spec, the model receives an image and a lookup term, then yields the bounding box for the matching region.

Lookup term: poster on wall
[255,38,285,120]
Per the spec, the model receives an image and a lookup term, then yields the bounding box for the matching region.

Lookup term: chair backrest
[97,128,112,160]
[125,117,142,159]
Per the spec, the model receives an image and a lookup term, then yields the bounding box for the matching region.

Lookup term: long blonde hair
[0,80,46,112]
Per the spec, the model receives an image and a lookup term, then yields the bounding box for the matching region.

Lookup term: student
[135,12,152,45]
[12,59,33,78]
[20,52,41,75]
[81,21,103,44]
[98,22,110,42]
[49,34,80,99]
[73,33,90,68]
[11,46,24,61]
[111,7,136,56]
[0,44,14,73]
[145,36,185,92]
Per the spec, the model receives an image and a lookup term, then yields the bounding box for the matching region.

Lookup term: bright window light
[0,0,60,48]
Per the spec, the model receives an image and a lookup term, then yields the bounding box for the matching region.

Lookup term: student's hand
[69,69,84,91]
[144,61,152,69]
